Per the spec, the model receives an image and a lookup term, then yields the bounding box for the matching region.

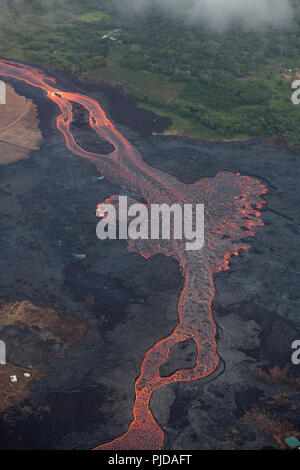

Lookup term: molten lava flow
[0,59,267,450]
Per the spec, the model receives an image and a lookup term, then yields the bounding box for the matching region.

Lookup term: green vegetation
[77,11,107,24]
[1,0,300,147]
[81,62,184,101]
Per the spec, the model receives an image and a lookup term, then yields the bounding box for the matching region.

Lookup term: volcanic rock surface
[0,75,299,450]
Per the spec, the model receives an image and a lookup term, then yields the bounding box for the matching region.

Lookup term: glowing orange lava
[0,59,267,450]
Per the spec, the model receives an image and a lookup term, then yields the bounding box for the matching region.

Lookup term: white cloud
[126,0,294,29]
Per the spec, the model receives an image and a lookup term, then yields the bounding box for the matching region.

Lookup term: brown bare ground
[0,363,43,415]
[246,364,300,448]
[244,406,300,449]
[0,301,87,344]
[0,84,42,165]
[251,364,300,389]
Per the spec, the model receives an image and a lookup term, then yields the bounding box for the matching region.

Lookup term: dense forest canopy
[1,0,300,146]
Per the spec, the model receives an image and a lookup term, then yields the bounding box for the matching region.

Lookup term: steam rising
[0,0,295,30]
[126,0,294,29]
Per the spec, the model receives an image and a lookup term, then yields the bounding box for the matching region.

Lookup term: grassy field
[81,62,185,101]
[77,11,107,23]
[139,102,251,140]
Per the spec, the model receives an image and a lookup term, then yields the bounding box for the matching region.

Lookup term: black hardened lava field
[0,0,300,454]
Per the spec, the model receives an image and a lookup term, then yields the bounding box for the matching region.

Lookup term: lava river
[0,59,267,450]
